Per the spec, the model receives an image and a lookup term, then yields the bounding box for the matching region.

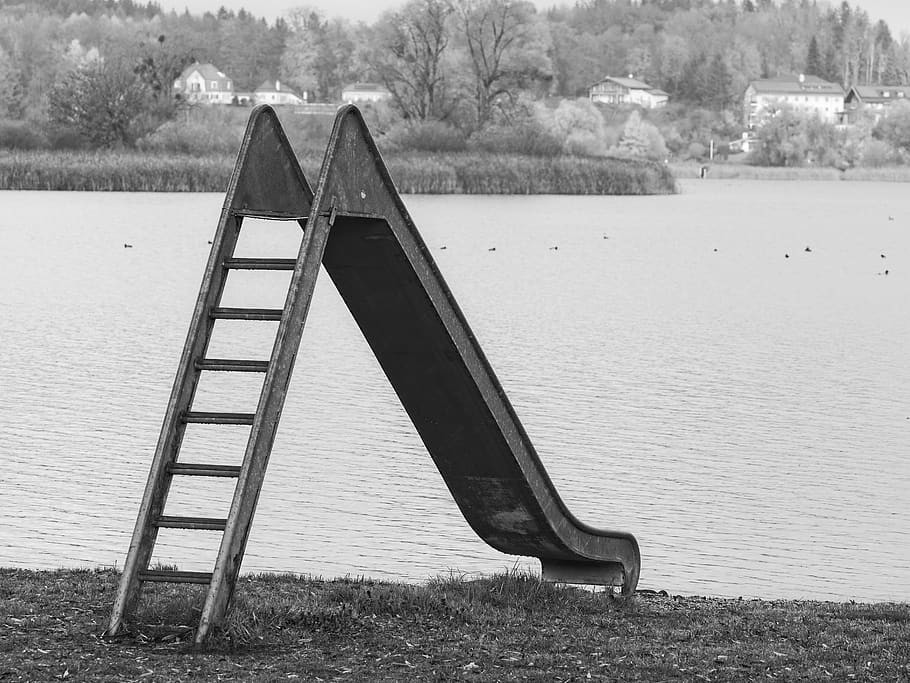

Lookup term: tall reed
[0,151,233,191]
[0,150,677,195]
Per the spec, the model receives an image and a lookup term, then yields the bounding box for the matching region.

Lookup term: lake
[1,179,908,603]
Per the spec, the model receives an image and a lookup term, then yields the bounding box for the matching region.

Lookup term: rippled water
[1,180,908,602]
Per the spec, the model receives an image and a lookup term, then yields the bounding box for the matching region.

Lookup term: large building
[588,76,669,109]
[341,83,391,104]
[844,85,910,124]
[744,74,844,128]
[254,80,305,106]
[173,63,234,104]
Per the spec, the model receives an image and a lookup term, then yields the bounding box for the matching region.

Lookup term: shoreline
[671,161,910,182]
[2,568,908,680]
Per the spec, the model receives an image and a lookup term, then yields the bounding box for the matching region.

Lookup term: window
[211,81,217,89]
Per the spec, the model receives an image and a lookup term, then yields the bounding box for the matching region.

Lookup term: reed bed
[0,151,233,191]
[425,154,675,194]
[0,150,677,195]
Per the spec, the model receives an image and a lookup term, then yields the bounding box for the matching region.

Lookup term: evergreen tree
[805,36,822,77]
[616,110,651,157]
[707,53,733,110]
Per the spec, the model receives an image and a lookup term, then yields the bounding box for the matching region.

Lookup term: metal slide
[313,106,641,595]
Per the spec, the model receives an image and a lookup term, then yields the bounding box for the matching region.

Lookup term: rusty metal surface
[313,105,640,594]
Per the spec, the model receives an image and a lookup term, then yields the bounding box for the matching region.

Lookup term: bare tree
[367,0,454,121]
[281,7,356,101]
[454,0,551,128]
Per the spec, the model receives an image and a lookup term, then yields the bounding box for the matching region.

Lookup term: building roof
[593,76,653,90]
[342,82,390,92]
[847,85,910,103]
[647,88,669,97]
[749,75,843,96]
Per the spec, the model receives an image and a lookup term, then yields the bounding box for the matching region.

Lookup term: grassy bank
[671,161,910,181]
[2,568,908,681]
[0,150,677,195]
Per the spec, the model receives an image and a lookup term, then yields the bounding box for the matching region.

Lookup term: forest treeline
[1,0,909,169]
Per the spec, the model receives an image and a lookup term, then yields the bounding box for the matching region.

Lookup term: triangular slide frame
[109,104,640,645]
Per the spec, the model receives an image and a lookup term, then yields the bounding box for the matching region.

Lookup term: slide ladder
[108,104,640,645]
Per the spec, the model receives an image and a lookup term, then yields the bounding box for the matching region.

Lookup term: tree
[280,8,356,101]
[132,33,195,105]
[454,0,552,128]
[47,57,150,147]
[3,13,67,118]
[549,97,608,155]
[873,100,910,156]
[615,110,667,160]
[218,14,283,91]
[367,0,455,121]
[0,46,20,119]
[805,36,822,76]
[706,53,733,111]
[748,107,841,167]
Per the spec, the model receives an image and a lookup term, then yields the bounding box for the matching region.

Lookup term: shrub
[553,99,608,155]
[137,120,243,155]
[467,121,563,156]
[859,138,895,168]
[281,112,337,157]
[687,141,706,160]
[0,120,46,150]
[378,120,468,153]
[612,110,668,160]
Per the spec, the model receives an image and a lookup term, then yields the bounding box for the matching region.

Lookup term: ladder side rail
[195,214,330,642]
[108,211,243,635]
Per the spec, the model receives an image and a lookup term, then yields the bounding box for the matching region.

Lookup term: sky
[154,0,910,35]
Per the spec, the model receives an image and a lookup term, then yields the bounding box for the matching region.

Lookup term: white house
[254,80,305,106]
[744,74,844,128]
[341,83,391,104]
[588,76,669,108]
[844,85,910,124]
[173,63,234,104]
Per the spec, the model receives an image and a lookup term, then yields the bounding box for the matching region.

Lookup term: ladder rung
[156,516,227,531]
[168,463,242,477]
[182,412,256,425]
[210,307,284,321]
[230,209,309,220]
[195,359,270,372]
[139,570,213,584]
[224,258,297,270]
